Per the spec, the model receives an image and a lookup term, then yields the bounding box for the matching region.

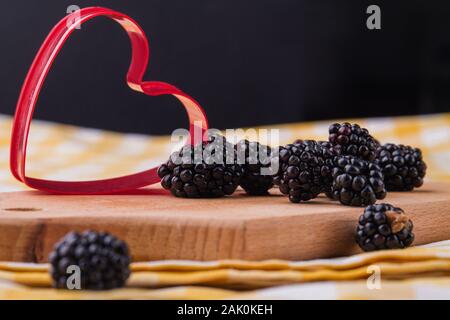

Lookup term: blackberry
[330,156,387,206]
[158,135,243,198]
[319,141,343,197]
[273,140,328,203]
[328,122,379,161]
[356,203,414,251]
[49,231,130,290]
[375,143,427,191]
[235,140,274,195]
[292,139,341,197]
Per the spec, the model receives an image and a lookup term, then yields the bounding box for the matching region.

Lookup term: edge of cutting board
[0,181,449,262]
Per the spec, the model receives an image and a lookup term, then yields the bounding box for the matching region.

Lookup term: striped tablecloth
[0,113,449,299]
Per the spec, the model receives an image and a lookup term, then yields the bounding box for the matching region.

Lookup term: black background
[1,300,442,317]
[1,1,449,134]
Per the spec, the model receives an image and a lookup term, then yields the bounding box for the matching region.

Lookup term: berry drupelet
[330,156,387,206]
[273,140,329,203]
[356,203,414,251]
[375,143,427,191]
[158,135,243,198]
[235,140,274,195]
[328,122,379,161]
[49,231,130,290]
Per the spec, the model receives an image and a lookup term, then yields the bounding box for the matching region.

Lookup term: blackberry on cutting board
[292,139,341,196]
[158,135,243,198]
[273,140,328,203]
[375,143,427,191]
[356,203,414,251]
[235,140,274,195]
[328,122,379,161]
[49,231,130,290]
[330,156,387,206]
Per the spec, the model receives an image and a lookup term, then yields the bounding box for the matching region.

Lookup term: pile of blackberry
[158,135,243,198]
[273,140,330,203]
[49,231,130,290]
[356,203,414,251]
[157,123,426,220]
[235,140,274,195]
[375,143,427,191]
[328,122,379,161]
[330,156,387,206]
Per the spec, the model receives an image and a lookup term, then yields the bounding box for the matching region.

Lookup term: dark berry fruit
[328,122,379,161]
[235,140,274,195]
[292,140,341,197]
[375,143,427,191]
[273,140,329,203]
[158,135,243,198]
[49,231,130,290]
[356,203,414,251]
[330,156,387,206]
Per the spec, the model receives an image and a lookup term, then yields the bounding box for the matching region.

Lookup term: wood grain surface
[0,182,449,263]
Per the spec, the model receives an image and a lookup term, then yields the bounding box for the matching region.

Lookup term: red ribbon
[10,7,209,194]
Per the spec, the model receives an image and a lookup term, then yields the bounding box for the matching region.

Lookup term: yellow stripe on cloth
[0,283,237,300]
[1,278,449,300]
[0,242,450,298]
[131,246,450,272]
[3,260,450,289]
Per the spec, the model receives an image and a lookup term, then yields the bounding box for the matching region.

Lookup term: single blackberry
[330,156,387,206]
[375,143,427,191]
[356,203,414,251]
[158,135,243,198]
[273,141,328,203]
[328,122,379,161]
[235,140,274,195]
[292,139,341,197]
[49,231,130,290]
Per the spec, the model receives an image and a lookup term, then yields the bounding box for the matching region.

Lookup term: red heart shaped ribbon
[10,6,209,194]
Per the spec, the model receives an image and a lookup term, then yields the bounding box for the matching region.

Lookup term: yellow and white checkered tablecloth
[0,113,450,299]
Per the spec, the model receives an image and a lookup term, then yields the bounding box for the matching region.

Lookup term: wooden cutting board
[0,182,449,263]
